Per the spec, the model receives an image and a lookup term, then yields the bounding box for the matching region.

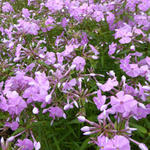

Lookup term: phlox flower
[17,19,40,35]
[16,139,34,150]
[23,72,50,103]
[93,90,106,111]
[138,0,150,12]
[72,56,86,72]
[97,135,130,150]
[22,8,30,18]
[6,91,27,115]
[108,42,117,55]
[45,0,64,12]
[5,121,19,131]
[98,77,118,92]
[110,91,137,117]
[115,24,132,44]
[2,2,13,13]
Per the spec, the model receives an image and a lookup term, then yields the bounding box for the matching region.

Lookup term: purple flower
[45,52,56,65]
[72,56,86,71]
[2,2,13,13]
[111,135,130,150]
[0,81,3,93]
[17,19,40,35]
[97,135,130,150]
[14,44,22,62]
[98,77,118,92]
[23,72,50,103]
[6,91,27,115]
[93,90,106,111]
[61,17,68,28]
[0,96,8,111]
[49,106,66,120]
[108,42,117,55]
[3,71,33,94]
[93,11,104,22]
[89,44,99,55]
[111,91,137,117]
[5,121,19,131]
[16,139,34,150]
[45,16,55,26]
[126,64,140,77]
[45,0,64,12]
[97,136,110,149]
[62,79,76,91]
[134,107,149,120]
[62,44,74,56]
[138,0,150,12]
[106,12,115,24]
[115,24,132,44]
[57,52,64,64]
[126,0,139,12]
[22,8,30,18]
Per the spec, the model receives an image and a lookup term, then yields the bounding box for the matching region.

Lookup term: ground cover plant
[0,0,150,149]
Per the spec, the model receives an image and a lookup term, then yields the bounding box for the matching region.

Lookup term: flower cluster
[0,0,150,149]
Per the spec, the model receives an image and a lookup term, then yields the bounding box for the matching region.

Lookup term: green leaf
[79,138,90,150]
[130,123,147,134]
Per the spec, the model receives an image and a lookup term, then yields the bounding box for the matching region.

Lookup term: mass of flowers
[0,0,150,149]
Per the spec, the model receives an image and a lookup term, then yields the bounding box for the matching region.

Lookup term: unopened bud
[121,75,126,82]
[7,136,15,142]
[109,70,115,77]
[1,137,4,145]
[83,131,92,135]
[90,73,95,76]
[91,55,99,59]
[96,82,102,87]
[100,104,107,111]
[45,94,52,103]
[81,126,90,132]
[33,107,39,114]
[143,86,150,90]
[64,104,71,110]
[77,116,86,122]
[34,141,41,150]
[130,45,135,51]
[138,103,146,109]
[57,82,61,88]
[73,101,78,108]
[70,64,76,70]
[138,143,148,150]
[63,113,66,119]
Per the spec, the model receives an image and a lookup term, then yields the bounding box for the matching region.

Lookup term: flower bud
[83,131,92,135]
[138,143,148,150]
[81,126,90,132]
[109,70,115,77]
[34,141,41,150]
[138,103,146,109]
[45,94,52,103]
[7,136,15,142]
[33,107,39,114]
[64,104,71,110]
[143,86,150,90]
[100,104,107,111]
[130,45,135,51]
[90,73,95,76]
[91,55,99,59]
[73,101,78,108]
[77,116,86,122]
[121,75,126,83]
[1,137,5,145]
[70,64,76,70]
